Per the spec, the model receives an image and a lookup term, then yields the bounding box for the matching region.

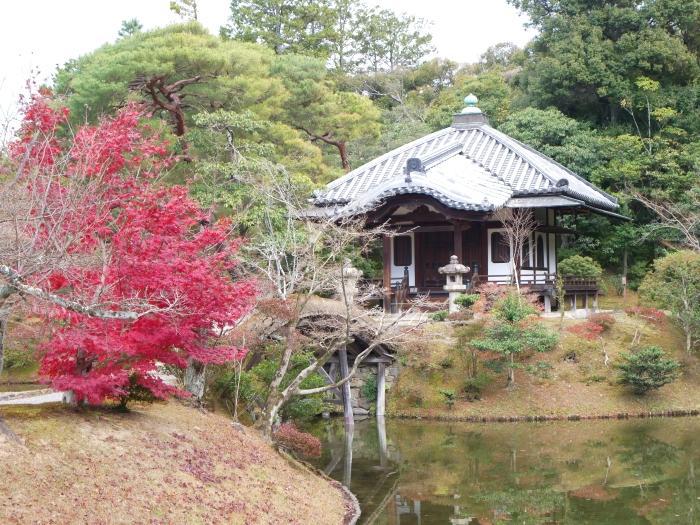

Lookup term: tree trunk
[507,354,515,387]
[184,357,207,401]
[687,330,692,354]
[337,141,350,171]
[0,314,7,378]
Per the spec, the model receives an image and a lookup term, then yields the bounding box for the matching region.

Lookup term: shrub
[525,361,553,379]
[616,346,680,395]
[493,293,537,323]
[447,310,474,322]
[461,372,492,401]
[438,355,454,369]
[455,293,480,309]
[567,321,604,341]
[431,310,449,322]
[361,373,378,402]
[472,283,512,313]
[438,388,456,409]
[589,313,616,331]
[213,348,326,420]
[625,306,666,326]
[3,346,36,370]
[558,255,603,279]
[273,423,322,458]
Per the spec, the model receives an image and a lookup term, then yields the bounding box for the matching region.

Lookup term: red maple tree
[4,93,256,404]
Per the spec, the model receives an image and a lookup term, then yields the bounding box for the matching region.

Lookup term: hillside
[0,402,352,524]
[389,310,700,420]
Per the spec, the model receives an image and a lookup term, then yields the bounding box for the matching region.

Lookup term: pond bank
[0,401,350,524]
[390,407,700,423]
[387,313,700,423]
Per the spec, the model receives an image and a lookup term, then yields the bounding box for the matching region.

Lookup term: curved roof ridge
[321,127,455,192]
[478,124,618,207]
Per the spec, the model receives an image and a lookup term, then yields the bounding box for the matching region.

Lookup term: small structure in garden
[309,94,625,312]
[337,258,363,304]
[438,255,470,313]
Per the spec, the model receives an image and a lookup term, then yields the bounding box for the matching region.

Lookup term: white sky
[1,0,534,125]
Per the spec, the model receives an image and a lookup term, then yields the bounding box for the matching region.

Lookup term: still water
[307,416,700,524]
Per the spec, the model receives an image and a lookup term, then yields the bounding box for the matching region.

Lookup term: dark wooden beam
[453,221,463,263]
[382,235,392,312]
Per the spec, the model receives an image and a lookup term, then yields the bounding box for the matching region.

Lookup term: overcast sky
[1,0,534,125]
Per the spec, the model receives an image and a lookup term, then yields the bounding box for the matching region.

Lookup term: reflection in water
[306,417,700,524]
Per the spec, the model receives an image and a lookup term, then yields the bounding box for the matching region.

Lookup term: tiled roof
[311,120,619,217]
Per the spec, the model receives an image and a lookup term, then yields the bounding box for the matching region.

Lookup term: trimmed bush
[273,423,322,457]
[617,346,680,395]
[455,293,480,309]
[589,313,616,331]
[461,372,492,401]
[558,255,603,279]
[431,310,449,322]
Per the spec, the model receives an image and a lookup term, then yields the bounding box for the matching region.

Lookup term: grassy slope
[0,402,348,525]
[389,308,700,419]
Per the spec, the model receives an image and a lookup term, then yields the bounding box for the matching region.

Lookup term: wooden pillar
[383,235,392,312]
[338,346,354,428]
[376,362,386,417]
[453,222,463,262]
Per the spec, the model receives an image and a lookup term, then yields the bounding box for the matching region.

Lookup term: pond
[307,416,700,524]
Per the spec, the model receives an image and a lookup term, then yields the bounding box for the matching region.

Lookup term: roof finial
[461,93,482,115]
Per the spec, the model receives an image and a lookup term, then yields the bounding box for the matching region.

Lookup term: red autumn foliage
[567,321,605,341]
[472,283,541,314]
[273,423,322,458]
[8,94,256,404]
[625,306,666,325]
[588,313,616,331]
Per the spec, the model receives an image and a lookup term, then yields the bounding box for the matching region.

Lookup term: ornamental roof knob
[461,93,482,115]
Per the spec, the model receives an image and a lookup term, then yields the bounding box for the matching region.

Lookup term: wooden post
[383,236,392,312]
[622,247,628,299]
[376,362,386,417]
[338,346,354,428]
[453,222,463,262]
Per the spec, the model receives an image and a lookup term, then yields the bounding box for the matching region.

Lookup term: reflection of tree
[617,431,679,482]
[469,487,565,524]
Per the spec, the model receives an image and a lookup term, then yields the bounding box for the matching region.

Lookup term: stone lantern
[338,258,363,305]
[438,255,470,314]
